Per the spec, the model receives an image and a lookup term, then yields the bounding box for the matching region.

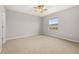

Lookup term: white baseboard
[7,34,40,40]
[7,34,79,43]
[45,34,79,43]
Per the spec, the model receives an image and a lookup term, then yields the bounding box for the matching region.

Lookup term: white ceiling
[5,5,75,17]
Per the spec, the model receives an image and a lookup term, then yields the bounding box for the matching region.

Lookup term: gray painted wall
[6,10,41,40]
[42,6,79,42]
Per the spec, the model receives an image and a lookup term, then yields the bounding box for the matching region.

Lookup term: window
[49,17,59,25]
[48,17,59,30]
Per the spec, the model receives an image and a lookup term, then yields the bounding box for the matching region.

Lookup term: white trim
[7,34,40,40]
[45,34,79,43]
[7,34,79,43]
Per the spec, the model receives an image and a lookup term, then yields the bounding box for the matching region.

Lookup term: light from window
[49,17,59,25]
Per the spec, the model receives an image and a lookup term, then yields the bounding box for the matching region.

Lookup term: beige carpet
[2,35,79,54]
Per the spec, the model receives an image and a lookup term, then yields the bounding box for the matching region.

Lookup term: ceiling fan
[34,5,48,13]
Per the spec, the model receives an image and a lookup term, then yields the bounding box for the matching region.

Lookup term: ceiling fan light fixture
[34,5,48,13]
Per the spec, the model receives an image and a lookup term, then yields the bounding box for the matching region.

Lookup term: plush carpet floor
[2,35,79,54]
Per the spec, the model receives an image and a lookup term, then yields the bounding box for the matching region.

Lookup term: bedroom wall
[6,10,41,40]
[42,6,79,43]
